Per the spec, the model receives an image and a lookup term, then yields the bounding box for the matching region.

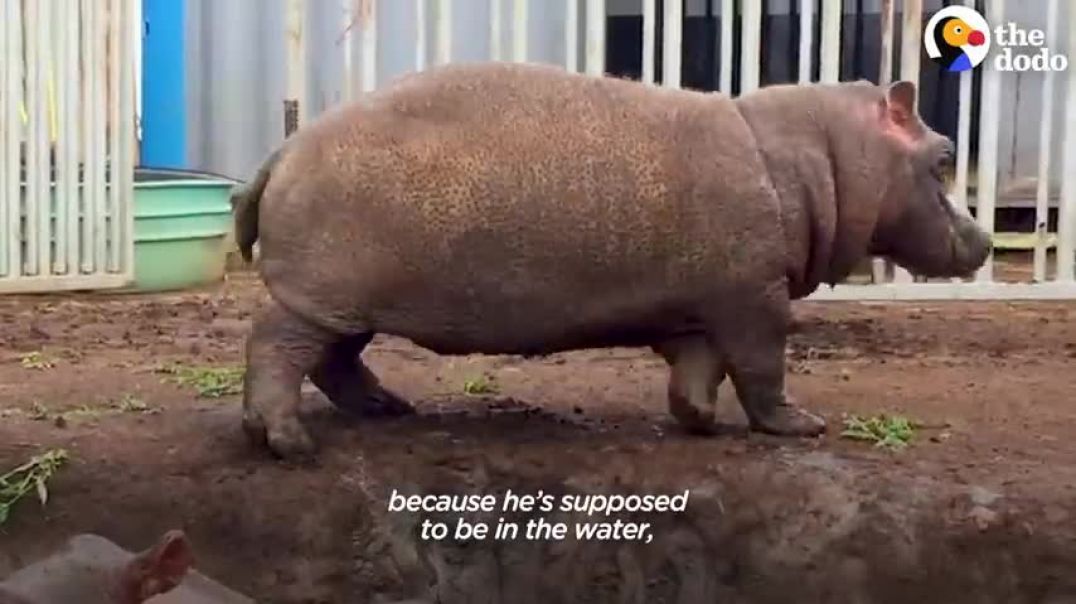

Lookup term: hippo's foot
[242,407,317,461]
[668,394,717,436]
[355,385,415,418]
[657,334,724,437]
[748,401,827,437]
[310,334,415,419]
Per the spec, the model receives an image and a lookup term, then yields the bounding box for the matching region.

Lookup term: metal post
[1033,0,1060,282]
[585,0,604,76]
[975,0,1005,283]
[437,0,452,64]
[513,0,527,62]
[142,0,188,167]
[740,0,762,92]
[284,0,305,136]
[798,0,815,84]
[1058,0,1076,281]
[642,0,655,84]
[819,0,841,83]
[360,0,377,92]
[566,0,579,72]
[663,0,683,89]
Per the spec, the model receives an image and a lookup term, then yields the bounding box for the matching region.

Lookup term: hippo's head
[865,81,992,278]
[735,79,992,295]
[0,530,192,604]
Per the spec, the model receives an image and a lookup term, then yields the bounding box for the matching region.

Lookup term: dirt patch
[2,271,1076,603]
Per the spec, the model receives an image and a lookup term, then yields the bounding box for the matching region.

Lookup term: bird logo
[924,6,991,73]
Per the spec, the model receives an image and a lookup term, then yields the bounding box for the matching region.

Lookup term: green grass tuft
[840,414,917,451]
[0,449,68,525]
[159,364,245,398]
[462,375,498,396]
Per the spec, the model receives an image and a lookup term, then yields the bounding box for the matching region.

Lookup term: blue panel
[141,0,187,168]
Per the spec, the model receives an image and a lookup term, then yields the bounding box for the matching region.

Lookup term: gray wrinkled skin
[231,62,991,460]
[0,532,251,604]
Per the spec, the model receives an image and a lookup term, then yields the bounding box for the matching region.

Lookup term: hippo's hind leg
[309,335,414,417]
[242,299,337,459]
[655,335,724,434]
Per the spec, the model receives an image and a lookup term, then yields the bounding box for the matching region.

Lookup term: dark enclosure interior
[603,0,984,157]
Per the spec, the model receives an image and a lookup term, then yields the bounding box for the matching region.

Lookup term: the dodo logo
[924,6,990,73]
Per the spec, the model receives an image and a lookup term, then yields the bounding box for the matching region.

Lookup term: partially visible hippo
[0,530,251,604]
[230,62,991,459]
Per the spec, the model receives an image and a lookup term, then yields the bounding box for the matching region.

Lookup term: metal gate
[1,0,138,294]
[313,0,1076,300]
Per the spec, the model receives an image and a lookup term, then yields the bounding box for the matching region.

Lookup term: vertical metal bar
[24,0,42,275]
[38,0,53,276]
[975,0,1004,283]
[284,0,306,135]
[819,0,841,83]
[92,1,108,272]
[360,0,377,92]
[342,0,354,101]
[663,0,683,89]
[953,72,973,208]
[872,0,894,284]
[0,0,10,277]
[949,52,973,285]
[78,0,93,272]
[120,0,136,279]
[54,0,65,274]
[0,0,19,278]
[131,0,142,156]
[641,0,655,83]
[798,0,814,83]
[513,0,527,62]
[436,0,452,64]
[490,0,502,61]
[1033,0,1060,282]
[566,0,579,72]
[899,0,922,93]
[1058,0,1076,282]
[719,0,733,94]
[415,0,427,71]
[58,0,80,275]
[107,0,122,271]
[891,0,923,284]
[739,0,762,93]
[109,0,123,272]
[584,0,604,76]
[878,0,894,85]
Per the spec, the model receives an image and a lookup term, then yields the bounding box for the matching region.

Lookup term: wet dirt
[2,269,1076,603]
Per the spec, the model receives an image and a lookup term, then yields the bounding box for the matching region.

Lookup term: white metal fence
[1,0,138,294]
[316,0,1076,301]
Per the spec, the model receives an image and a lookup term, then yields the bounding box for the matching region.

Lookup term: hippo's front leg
[718,283,827,437]
[243,299,334,459]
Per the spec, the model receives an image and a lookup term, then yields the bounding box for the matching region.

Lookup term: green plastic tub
[130,168,237,292]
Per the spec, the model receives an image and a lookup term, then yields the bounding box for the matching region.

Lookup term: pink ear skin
[115,530,194,603]
[878,80,924,148]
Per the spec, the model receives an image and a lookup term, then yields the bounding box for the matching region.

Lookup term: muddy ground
[2,266,1076,603]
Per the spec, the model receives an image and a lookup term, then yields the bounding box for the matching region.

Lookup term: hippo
[0,530,252,604]
[230,62,991,459]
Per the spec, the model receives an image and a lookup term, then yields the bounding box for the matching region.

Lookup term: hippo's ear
[120,530,193,602]
[880,81,923,144]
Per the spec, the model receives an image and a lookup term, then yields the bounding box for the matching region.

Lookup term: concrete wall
[183,0,1070,204]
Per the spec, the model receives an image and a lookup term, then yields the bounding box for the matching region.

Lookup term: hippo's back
[256,62,784,353]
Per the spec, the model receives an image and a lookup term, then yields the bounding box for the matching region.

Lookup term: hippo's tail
[230,148,283,263]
